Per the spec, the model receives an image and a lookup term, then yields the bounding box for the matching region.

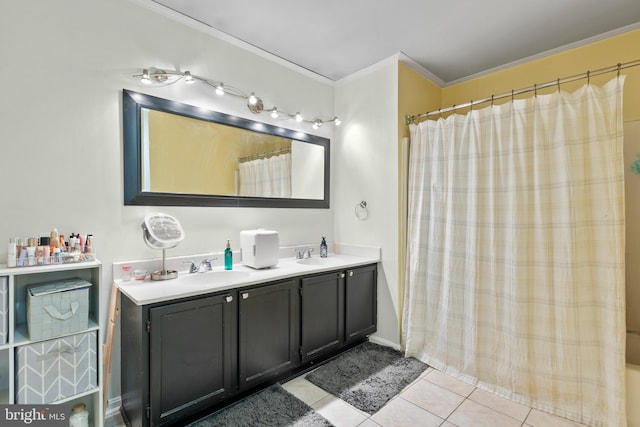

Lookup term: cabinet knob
[348,270,354,277]
[340,273,345,279]
[225,295,233,303]
[242,292,249,299]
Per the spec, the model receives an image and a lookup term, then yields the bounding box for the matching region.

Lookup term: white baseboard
[369,335,401,351]
[105,396,122,421]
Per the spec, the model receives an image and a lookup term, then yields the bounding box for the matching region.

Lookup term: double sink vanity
[116,249,379,426]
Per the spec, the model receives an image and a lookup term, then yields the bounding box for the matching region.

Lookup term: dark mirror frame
[122,89,330,208]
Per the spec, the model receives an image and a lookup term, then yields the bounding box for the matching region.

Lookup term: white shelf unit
[0,260,103,426]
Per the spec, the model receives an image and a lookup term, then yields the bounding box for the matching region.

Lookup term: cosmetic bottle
[69,402,89,427]
[50,229,59,250]
[121,265,132,282]
[39,236,50,264]
[320,237,328,258]
[26,246,36,266]
[224,240,233,270]
[7,238,16,267]
[85,234,94,253]
[35,246,45,265]
[17,239,27,267]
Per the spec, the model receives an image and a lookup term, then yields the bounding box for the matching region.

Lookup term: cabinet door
[345,264,377,343]
[238,279,299,389]
[300,272,344,362]
[149,293,237,426]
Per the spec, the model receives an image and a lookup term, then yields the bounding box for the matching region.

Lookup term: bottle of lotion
[224,240,233,270]
[320,237,328,258]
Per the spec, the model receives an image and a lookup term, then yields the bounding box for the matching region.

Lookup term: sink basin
[296,258,342,266]
[176,270,251,286]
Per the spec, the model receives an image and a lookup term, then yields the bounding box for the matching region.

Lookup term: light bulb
[271,107,279,119]
[184,71,194,84]
[312,119,322,129]
[249,93,258,105]
[295,112,303,122]
[141,69,151,84]
[334,117,341,126]
[215,82,224,95]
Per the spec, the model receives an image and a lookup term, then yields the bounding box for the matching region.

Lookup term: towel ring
[355,201,369,220]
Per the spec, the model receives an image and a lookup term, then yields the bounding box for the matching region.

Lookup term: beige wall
[148,110,289,195]
[443,29,640,121]
[397,63,442,330]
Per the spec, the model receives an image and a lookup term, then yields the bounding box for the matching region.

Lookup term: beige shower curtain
[238,153,292,197]
[403,77,626,426]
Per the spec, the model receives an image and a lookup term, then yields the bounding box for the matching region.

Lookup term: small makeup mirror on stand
[141,213,185,280]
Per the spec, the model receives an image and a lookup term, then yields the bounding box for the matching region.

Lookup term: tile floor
[281,367,590,427]
[107,367,590,427]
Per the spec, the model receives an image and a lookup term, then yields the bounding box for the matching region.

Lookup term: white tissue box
[240,229,279,269]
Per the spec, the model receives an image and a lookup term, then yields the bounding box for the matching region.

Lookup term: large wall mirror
[122,89,330,208]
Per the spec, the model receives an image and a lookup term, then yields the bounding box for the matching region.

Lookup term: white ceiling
[152,0,640,85]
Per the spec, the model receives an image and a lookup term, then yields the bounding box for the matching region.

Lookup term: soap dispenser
[224,240,233,270]
[320,237,328,258]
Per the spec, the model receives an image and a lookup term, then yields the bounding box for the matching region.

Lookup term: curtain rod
[405,59,640,125]
[238,146,291,163]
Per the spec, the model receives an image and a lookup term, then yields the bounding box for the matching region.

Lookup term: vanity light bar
[133,67,341,128]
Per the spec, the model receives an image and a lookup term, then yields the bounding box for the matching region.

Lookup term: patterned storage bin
[16,330,97,404]
[27,279,91,341]
[0,277,7,344]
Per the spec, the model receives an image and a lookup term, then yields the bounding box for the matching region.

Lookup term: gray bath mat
[187,383,333,427]
[305,341,428,414]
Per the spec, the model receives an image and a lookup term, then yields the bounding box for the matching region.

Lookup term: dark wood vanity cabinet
[121,291,237,427]
[300,271,345,362]
[299,264,377,360]
[238,279,299,389]
[120,263,377,427]
[345,264,378,343]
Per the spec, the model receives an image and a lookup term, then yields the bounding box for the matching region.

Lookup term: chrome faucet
[184,258,217,273]
[183,260,198,273]
[295,248,314,259]
[198,258,216,272]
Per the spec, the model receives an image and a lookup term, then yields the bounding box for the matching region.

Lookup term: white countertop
[116,252,380,305]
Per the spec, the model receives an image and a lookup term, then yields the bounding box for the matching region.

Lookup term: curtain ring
[469,101,473,111]
[587,70,590,85]
[617,63,622,78]
[557,78,561,93]
[491,95,494,107]
[511,90,515,102]
[438,108,442,119]
[534,83,537,97]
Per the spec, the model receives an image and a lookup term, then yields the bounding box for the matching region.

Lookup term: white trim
[369,335,401,351]
[397,52,446,88]
[335,53,401,85]
[126,0,640,88]
[105,396,122,420]
[126,0,335,85]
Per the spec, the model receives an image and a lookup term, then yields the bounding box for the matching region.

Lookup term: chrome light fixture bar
[133,67,341,128]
